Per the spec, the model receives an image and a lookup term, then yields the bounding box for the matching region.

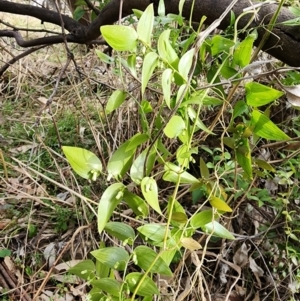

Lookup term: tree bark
[0,0,300,66]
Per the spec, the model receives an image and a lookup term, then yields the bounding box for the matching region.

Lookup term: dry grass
[1,7,300,301]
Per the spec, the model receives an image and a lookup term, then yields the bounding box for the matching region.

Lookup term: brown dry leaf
[249,256,264,287]
[281,84,300,107]
[0,219,11,229]
[10,143,38,154]
[252,292,260,301]
[233,242,249,267]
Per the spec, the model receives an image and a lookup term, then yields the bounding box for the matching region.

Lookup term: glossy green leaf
[178,48,194,81]
[233,100,248,119]
[108,134,146,179]
[233,33,255,68]
[126,54,137,77]
[95,242,110,278]
[203,221,235,240]
[90,278,121,297]
[126,272,159,296]
[123,190,149,217]
[101,25,138,51]
[68,260,95,281]
[209,196,232,212]
[137,4,154,45]
[91,247,129,271]
[158,30,179,67]
[134,246,172,276]
[126,133,149,151]
[130,146,156,184]
[104,222,135,244]
[62,146,102,180]
[190,210,213,229]
[251,110,290,141]
[176,145,196,168]
[211,35,235,56]
[141,177,162,214]
[98,183,125,233]
[236,138,253,179]
[105,90,127,114]
[246,82,284,107]
[142,52,158,94]
[163,162,200,184]
[175,84,187,105]
[162,68,173,108]
[137,224,167,242]
[164,115,185,138]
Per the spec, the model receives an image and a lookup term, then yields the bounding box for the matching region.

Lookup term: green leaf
[233,33,256,68]
[101,25,138,51]
[141,177,162,214]
[95,243,110,278]
[68,260,95,281]
[0,248,11,258]
[246,82,284,107]
[209,196,232,212]
[235,138,253,179]
[134,246,172,276]
[211,35,235,56]
[98,183,125,233]
[130,146,156,184]
[104,222,135,244]
[126,133,149,151]
[126,54,137,77]
[203,221,235,240]
[95,49,114,65]
[164,115,185,138]
[126,272,159,296]
[142,52,158,94]
[137,224,167,243]
[108,133,147,179]
[289,6,300,16]
[62,146,102,180]
[137,4,154,45]
[91,247,129,271]
[163,162,200,184]
[181,90,223,107]
[200,157,209,179]
[123,190,149,217]
[251,110,290,141]
[90,278,121,297]
[254,159,275,172]
[178,48,194,81]
[162,68,173,108]
[190,210,213,229]
[233,100,248,119]
[158,29,179,67]
[73,6,86,21]
[187,107,214,134]
[167,199,187,224]
[105,90,127,114]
